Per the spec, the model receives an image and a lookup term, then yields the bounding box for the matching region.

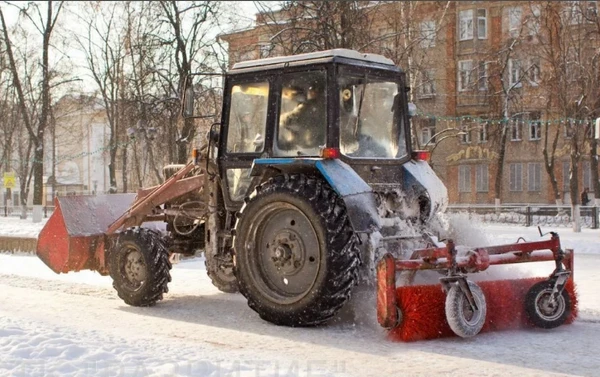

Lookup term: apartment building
[220,1,600,205]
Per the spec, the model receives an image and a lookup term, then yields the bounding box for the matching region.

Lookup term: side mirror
[208,123,220,144]
[184,85,195,117]
[182,72,222,119]
[408,102,417,118]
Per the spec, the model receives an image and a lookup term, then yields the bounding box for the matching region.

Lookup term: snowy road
[1,223,600,376]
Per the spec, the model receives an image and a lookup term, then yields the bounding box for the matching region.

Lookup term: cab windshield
[339,71,408,159]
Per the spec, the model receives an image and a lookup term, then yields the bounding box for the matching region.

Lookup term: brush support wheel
[445,280,487,338]
[525,280,571,329]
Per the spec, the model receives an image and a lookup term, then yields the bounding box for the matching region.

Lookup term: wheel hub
[124,250,147,285]
[538,293,560,316]
[269,231,304,274]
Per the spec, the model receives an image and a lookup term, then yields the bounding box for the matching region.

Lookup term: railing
[447,204,600,229]
[2,203,599,229]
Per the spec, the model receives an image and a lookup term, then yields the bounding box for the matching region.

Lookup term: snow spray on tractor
[37,49,577,341]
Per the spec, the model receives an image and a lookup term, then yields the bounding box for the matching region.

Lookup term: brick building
[219,1,600,205]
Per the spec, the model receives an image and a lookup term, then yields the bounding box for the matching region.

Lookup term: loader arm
[106,162,204,234]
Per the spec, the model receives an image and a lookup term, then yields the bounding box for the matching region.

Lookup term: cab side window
[226,81,269,154]
[276,71,327,156]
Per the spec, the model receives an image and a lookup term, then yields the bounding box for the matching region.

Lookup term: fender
[402,160,448,219]
[251,158,381,233]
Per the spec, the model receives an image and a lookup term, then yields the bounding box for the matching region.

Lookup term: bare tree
[526,1,600,230]
[254,1,378,56]
[1,1,64,219]
[73,1,127,193]
[157,1,221,164]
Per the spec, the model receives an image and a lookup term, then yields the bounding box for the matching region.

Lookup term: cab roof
[230,49,400,74]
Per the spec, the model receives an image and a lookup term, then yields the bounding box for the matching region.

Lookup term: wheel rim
[534,288,565,321]
[246,202,321,305]
[120,245,147,291]
[457,289,484,327]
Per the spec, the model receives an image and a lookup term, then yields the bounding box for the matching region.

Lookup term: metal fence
[447,204,600,229]
[2,203,599,229]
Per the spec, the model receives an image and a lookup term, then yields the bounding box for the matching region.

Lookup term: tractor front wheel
[109,227,172,306]
[205,250,238,293]
[234,174,360,326]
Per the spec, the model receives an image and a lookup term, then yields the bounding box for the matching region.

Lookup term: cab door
[218,75,274,208]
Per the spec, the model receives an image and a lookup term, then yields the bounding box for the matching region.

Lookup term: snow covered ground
[1,216,599,376]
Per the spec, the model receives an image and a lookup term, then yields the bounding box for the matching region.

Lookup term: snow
[0,216,47,238]
[1,216,600,376]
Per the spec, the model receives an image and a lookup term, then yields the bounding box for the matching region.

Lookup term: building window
[527,4,541,35]
[509,59,522,88]
[459,165,471,193]
[419,118,436,146]
[583,160,591,190]
[508,7,523,37]
[477,9,488,39]
[418,69,436,98]
[460,123,471,144]
[511,119,522,141]
[420,20,436,48]
[587,119,594,138]
[528,58,541,86]
[509,163,523,191]
[421,126,435,146]
[478,61,488,91]
[528,163,542,191]
[479,121,488,143]
[476,164,489,192]
[565,121,574,138]
[458,60,473,91]
[459,10,474,41]
[562,161,571,192]
[530,119,542,140]
[566,61,579,82]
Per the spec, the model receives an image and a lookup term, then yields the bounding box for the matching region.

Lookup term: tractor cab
[188,49,422,212]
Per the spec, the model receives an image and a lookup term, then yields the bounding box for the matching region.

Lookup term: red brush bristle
[389,284,452,342]
[388,277,578,342]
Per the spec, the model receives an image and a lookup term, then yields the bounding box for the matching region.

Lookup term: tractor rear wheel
[109,227,172,306]
[234,174,360,326]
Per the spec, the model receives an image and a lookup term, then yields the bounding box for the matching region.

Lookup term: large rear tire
[234,174,360,326]
[109,227,172,306]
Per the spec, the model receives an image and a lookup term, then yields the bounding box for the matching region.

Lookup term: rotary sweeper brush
[377,230,577,341]
[36,49,576,340]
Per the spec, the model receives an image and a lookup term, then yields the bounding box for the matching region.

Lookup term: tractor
[38,49,574,337]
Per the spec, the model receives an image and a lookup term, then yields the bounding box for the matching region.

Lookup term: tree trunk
[590,137,600,205]
[494,120,509,203]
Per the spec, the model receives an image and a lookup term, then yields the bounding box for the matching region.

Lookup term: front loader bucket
[37,194,136,274]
